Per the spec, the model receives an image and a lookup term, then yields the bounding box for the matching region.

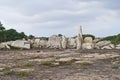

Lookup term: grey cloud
[0,0,120,37]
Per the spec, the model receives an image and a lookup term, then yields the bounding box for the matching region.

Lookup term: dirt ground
[0,49,120,80]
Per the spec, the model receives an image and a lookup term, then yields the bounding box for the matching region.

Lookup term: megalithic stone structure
[79,26,83,42]
[61,36,67,49]
[76,25,83,49]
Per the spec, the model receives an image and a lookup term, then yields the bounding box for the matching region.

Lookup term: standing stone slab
[61,36,67,49]
[76,26,83,49]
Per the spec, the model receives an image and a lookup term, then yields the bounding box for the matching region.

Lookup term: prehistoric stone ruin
[0,26,120,50]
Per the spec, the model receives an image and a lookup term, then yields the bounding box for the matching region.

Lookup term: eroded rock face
[96,41,111,48]
[11,40,30,49]
[76,26,83,50]
[67,38,76,49]
[95,41,115,49]
[82,43,94,49]
[0,43,10,49]
[116,44,120,49]
[76,35,82,49]
[61,36,67,49]
[84,37,93,43]
[39,40,48,48]
[48,35,62,49]
[82,36,94,49]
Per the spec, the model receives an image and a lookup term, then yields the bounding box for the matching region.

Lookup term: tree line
[0,22,27,43]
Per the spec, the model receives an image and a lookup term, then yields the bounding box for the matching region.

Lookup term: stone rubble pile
[0,26,120,50]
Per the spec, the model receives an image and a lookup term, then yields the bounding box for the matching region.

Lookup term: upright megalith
[61,36,67,49]
[76,26,83,49]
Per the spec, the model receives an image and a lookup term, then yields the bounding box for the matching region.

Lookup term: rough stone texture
[109,44,115,48]
[96,41,111,48]
[67,38,76,49]
[39,40,48,48]
[115,44,120,49]
[56,57,74,62]
[48,35,62,49]
[101,46,112,49]
[0,43,10,49]
[11,40,30,49]
[34,39,41,44]
[61,36,67,49]
[82,43,94,49]
[84,37,93,43]
[116,44,120,47]
[101,44,115,49]
[76,26,83,49]
[76,35,82,49]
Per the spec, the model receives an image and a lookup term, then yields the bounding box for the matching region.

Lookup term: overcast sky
[0,0,120,37]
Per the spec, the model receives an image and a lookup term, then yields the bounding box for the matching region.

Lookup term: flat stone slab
[0,68,5,71]
[11,68,34,72]
[29,58,55,63]
[56,57,74,62]
[75,61,93,64]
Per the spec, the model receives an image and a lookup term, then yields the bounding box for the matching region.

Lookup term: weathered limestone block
[116,44,120,49]
[101,46,112,49]
[48,35,62,49]
[76,35,82,49]
[11,40,30,49]
[0,43,10,49]
[96,41,111,48]
[67,38,76,49]
[34,38,40,44]
[28,39,34,44]
[84,37,93,43]
[76,26,83,49]
[61,36,67,49]
[39,40,48,48]
[82,43,94,49]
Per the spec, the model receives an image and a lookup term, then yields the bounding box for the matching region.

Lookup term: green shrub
[3,68,13,75]
[111,65,119,69]
[59,59,76,65]
[24,62,33,67]
[40,61,52,65]
[17,71,29,76]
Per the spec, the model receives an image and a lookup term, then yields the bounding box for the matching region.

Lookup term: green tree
[28,35,35,39]
[0,22,5,31]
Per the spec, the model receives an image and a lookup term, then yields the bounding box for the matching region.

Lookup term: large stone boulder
[76,26,83,50]
[95,41,115,49]
[0,43,10,49]
[34,39,40,44]
[61,36,67,49]
[11,40,30,49]
[67,38,76,49]
[47,35,62,49]
[32,39,40,48]
[39,40,48,48]
[101,45,112,49]
[82,36,94,49]
[82,43,94,49]
[76,35,82,49]
[96,41,111,48]
[116,44,120,49]
[84,37,93,43]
